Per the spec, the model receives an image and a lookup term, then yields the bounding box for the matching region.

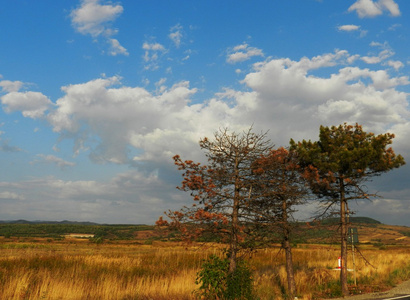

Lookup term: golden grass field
[0,237,409,300]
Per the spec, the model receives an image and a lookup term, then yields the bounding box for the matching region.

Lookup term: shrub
[195,254,254,299]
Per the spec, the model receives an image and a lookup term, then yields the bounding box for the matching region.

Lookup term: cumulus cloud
[243,50,350,103]
[25,49,400,176]
[361,49,394,64]
[348,0,401,18]
[379,0,401,16]
[3,49,409,224]
[70,0,123,36]
[386,60,404,70]
[348,0,383,17]
[361,42,395,65]
[0,80,24,93]
[108,38,128,56]
[47,76,205,164]
[70,0,128,56]
[1,91,52,119]
[241,50,409,143]
[227,43,264,64]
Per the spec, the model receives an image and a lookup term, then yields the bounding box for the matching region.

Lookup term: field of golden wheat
[0,237,409,300]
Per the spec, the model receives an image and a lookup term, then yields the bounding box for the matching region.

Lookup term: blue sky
[0,0,409,225]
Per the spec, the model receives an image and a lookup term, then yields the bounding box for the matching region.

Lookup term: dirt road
[326,280,410,300]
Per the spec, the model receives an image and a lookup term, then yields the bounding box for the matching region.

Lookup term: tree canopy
[290,123,405,204]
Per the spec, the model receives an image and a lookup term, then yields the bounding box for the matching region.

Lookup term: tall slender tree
[290,123,405,296]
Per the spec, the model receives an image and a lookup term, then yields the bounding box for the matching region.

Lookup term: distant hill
[0,220,101,226]
[320,216,381,225]
[0,221,153,240]
[0,218,408,246]
[0,217,382,226]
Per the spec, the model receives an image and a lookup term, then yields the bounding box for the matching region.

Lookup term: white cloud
[337,25,367,37]
[361,43,395,65]
[0,80,24,93]
[227,43,264,64]
[242,50,409,142]
[348,0,382,17]
[108,38,129,56]
[388,23,401,31]
[243,50,350,103]
[3,50,409,224]
[142,42,167,70]
[348,0,400,18]
[142,42,165,51]
[31,154,76,170]
[70,0,123,36]
[379,0,401,16]
[47,76,205,164]
[361,50,390,64]
[169,24,183,48]
[361,44,394,65]
[386,60,404,70]
[29,50,406,169]
[1,91,52,119]
[0,191,25,201]
[338,25,360,31]
[70,0,127,56]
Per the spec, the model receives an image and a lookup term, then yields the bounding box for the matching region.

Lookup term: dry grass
[0,239,408,299]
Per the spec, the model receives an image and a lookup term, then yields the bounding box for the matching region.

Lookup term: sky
[0,0,409,226]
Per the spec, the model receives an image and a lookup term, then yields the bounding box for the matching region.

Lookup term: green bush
[195,254,254,299]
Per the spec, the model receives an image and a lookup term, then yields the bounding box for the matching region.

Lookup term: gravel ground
[326,279,410,300]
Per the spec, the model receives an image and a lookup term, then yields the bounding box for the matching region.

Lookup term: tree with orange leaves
[290,123,405,296]
[157,127,273,275]
[252,147,310,298]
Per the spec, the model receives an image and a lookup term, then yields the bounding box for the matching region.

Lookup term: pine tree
[290,123,405,296]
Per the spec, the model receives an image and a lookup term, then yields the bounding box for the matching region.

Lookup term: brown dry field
[0,225,409,300]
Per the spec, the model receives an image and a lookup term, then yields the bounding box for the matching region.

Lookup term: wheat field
[0,239,408,299]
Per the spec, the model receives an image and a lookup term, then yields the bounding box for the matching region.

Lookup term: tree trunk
[340,178,349,296]
[229,196,239,274]
[229,159,240,274]
[282,199,296,298]
[284,238,296,298]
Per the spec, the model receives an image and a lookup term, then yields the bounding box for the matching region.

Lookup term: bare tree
[157,127,273,273]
